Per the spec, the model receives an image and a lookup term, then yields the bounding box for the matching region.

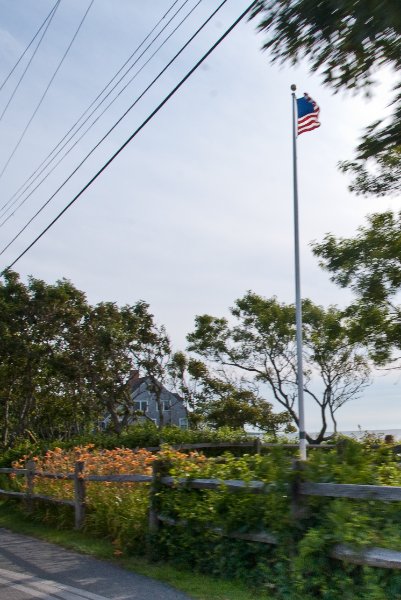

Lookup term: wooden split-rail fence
[1,448,401,571]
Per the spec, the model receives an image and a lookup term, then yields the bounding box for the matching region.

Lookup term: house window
[179,417,188,430]
[163,401,171,411]
[134,401,148,412]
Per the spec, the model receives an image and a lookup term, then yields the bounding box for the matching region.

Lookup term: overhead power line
[0,0,61,123]
[1,0,258,276]
[0,0,196,223]
[0,0,189,219]
[0,0,94,180]
[0,0,224,255]
[0,1,60,93]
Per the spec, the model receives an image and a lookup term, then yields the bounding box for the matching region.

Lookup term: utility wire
[0,0,223,254]
[0,0,202,229]
[0,0,61,122]
[0,0,94,180]
[0,1,60,93]
[0,0,188,219]
[1,0,257,275]
[0,0,195,223]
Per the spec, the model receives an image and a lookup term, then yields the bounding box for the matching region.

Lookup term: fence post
[147,458,170,560]
[291,459,306,521]
[148,459,162,535]
[25,459,35,513]
[254,437,262,455]
[74,461,86,530]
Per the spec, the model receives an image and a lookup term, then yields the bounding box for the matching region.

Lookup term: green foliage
[156,450,293,591]
[339,149,401,197]
[187,292,370,443]
[288,440,401,599]
[0,424,261,466]
[0,270,179,446]
[312,211,401,363]
[117,423,260,456]
[169,353,292,434]
[84,483,149,554]
[153,440,401,598]
[251,0,401,196]
[2,271,290,447]
[252,0,401,92]
[0,270,90,445]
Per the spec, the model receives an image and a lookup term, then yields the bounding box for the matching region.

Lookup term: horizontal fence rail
[0,468,27,474]
[0,490,26,499]
[0,461,86,527]
[84,474,152,483]
[160,476,272,493]
[34,472,75,480]
[156,513,278,545]
[331,544,401,570]
[301,482,401,501]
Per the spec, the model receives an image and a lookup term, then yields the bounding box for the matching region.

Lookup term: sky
[0,0,400,433]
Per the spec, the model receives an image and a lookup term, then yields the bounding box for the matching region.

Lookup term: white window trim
[134,400,148,412]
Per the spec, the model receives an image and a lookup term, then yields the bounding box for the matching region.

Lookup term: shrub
[0,424,260,466]
[11,445,157,554]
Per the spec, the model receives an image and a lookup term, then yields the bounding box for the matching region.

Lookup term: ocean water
[272,429,401,441]
[337,429,401,440]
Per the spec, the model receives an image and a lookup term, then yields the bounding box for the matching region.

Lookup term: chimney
[128,370,140,385]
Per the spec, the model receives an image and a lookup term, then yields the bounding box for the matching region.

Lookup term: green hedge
[0,424,266,467]
[155,439,401,599]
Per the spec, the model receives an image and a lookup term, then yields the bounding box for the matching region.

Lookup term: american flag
[296,93,320,135]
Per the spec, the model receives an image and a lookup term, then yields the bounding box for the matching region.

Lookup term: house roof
[129,375,184,404]
[129,376,148,393]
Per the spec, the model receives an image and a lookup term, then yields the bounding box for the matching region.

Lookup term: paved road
[0,529,193,600]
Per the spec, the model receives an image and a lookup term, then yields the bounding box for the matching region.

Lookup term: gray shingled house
[129,371,188,429]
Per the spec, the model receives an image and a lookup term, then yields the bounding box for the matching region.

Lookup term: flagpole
[291,83,307,461]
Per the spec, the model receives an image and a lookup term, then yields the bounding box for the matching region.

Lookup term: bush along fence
[142,440,336,453]
[2,442,401,598]
[150,460,401,569]
[0,459,153,529]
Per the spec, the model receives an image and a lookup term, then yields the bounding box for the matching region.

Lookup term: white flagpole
[291,84,307,461]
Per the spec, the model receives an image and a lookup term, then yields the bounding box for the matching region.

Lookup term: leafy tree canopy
[0,271,165,445]
[313,210,401,363]
[169,352,293,434]
[187,292,370,443]
[1,272,292,445]
[252,0,401,195]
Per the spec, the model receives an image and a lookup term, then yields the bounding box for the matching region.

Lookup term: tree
[78,300,160,434]
[169,352,293,434]
[312,210,401,364]
[187,292,371,443]
[0,270,90,445]
[0,271,172,444]
[251,0,401,195]
[130,323,174,429]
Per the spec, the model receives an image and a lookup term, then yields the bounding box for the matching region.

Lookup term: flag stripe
[298,123,320,135]
[298,121,320,131]
[298,114,319,126]
[298,118,320,134]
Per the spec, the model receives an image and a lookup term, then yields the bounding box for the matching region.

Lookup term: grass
[0,500,273,600]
